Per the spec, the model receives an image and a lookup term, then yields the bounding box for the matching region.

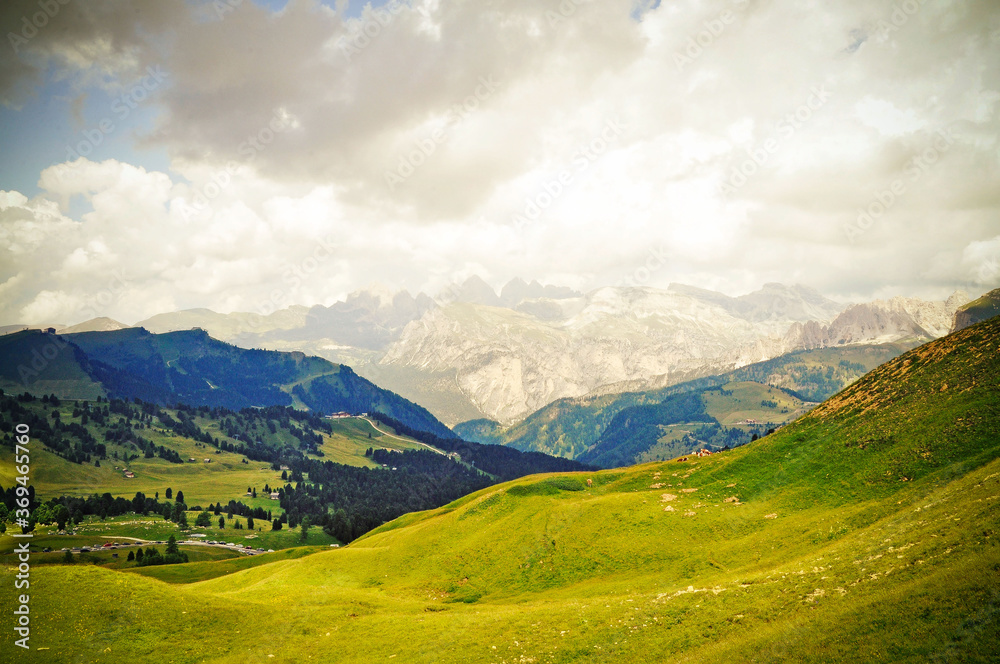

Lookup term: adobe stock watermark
[337,0,410,61]
[248,234,340,325]
[615,245,671,288]
[545,0,591,29]
[674,0,750,72]
[12,422,33,650]
[720,84,832,197]
[16,269,129,387]
[178,109,295,221]
[875,0,931,42]
[62,65,169,168]
[384,75,502,191]
[7,0,71,54]
[844,129,954,243]
[511,117,625,231]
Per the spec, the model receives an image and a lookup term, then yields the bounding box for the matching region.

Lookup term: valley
[1,315,997,662]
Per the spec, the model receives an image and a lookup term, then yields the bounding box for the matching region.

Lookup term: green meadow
[701,381,811,425]
[1,318,998,662]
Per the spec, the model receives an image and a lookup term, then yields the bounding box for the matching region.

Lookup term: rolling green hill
[457,343,915,461]
[1,315,997,662]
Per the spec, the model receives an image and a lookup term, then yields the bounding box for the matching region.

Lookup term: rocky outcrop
[783,292,968,350]
[951,289,1000,333]
[378,287,838,425]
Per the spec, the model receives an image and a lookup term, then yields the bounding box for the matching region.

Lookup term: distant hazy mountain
[137,306,311,340]
[785,292,968,348]
[500,277,582,307]
[267,288,436,350]
[375,283,966,425]
[58,317,131,334]
[2,317,129,336]
[94,279,973,428]
[378,286,810,425]
[668,282,845,323]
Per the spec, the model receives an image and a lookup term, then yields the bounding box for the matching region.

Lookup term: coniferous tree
[299,516,311,543]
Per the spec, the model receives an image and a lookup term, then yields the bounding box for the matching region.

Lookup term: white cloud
[854,97,927,137]
[1,0,999,324]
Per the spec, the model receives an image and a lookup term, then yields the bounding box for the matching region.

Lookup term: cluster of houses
[326,412,369,419]
[122,470,135,479]
[188,457,212,463]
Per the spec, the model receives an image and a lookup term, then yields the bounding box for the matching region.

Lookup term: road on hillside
[93,536,265,554]
[359,417,447,456]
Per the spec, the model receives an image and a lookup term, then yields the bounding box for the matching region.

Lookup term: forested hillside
[2,327,454,439]
[0,391,587,543]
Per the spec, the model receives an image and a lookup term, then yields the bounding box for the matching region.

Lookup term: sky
[0,0,998,326]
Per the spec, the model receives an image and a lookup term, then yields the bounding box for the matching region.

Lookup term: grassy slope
[2,320,998,662]
[316,417,429,467]
[701,382,810,426]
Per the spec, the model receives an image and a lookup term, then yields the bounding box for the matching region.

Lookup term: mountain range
[3,279,974,429]
[455,342,916,462]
